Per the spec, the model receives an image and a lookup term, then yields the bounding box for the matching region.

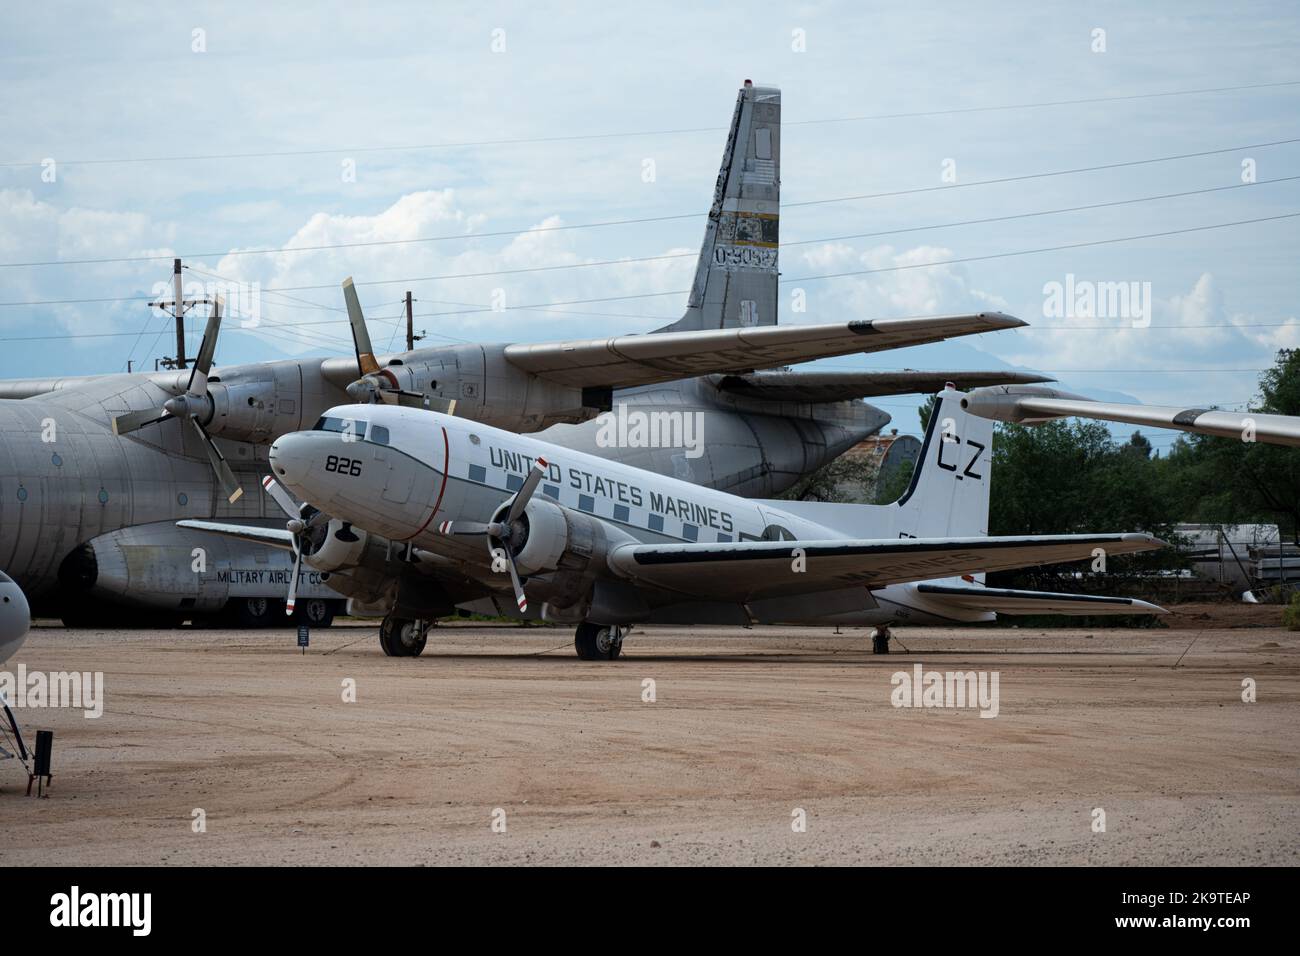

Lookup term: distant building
[1176,523,1287,591]
[838,429,922,502]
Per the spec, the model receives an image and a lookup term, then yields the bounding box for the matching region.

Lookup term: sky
[1,1,1298,454]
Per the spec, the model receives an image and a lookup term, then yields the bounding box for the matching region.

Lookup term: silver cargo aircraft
[0,81,1042,627]
[184,386,1166,658]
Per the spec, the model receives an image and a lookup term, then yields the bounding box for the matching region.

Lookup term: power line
[778,211,1300,286]
[3,79,1297,170]
[5,137,1298,270]
[3,201,1296,311]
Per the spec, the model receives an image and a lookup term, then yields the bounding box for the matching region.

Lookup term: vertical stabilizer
[662,81,781,333]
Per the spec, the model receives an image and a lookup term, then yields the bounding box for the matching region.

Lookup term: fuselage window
[313,416,367,439]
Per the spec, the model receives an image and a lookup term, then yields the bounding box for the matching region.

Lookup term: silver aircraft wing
[961,385,1300,447]
[177,519,296,551]
[503,313,1025,389]
[606,533,1165,602]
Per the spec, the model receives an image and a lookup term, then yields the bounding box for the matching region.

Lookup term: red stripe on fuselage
[400,425,450,541]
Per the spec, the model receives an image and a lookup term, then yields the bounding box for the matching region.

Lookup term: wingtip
[980,311,1027,329]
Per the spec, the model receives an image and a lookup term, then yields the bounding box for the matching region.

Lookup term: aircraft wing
[177,519,296,551]
[712,369,1053,403]
[607,533,1164,602]
[962,385,1300,448]
[503,313,1025,389]
[914,582,1167,616]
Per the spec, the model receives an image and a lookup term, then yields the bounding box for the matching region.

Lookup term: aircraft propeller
[262,474,320,616]
[112,296,243,503]
[342,277,427,407]
[437,457,549,613]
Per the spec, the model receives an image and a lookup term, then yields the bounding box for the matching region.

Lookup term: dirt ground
[1,613,1296,866]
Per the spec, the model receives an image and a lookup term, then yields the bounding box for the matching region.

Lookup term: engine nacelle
[505,498,636,610]
[959,385,1091,425]
[203,361,310,443]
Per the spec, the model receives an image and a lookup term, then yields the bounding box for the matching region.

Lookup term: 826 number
[325,455,362,476]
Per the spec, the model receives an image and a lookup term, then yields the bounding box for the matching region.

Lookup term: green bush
[1283,592,1300,630]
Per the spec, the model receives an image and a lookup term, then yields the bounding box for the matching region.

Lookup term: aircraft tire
[224,597,280,629]
[575,622,622,661]
[380,615,427,657]
[292,598,336,629]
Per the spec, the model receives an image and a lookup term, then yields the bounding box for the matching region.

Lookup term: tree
[918,394,936,433]
[1160,350,1300,543]
[777,451,874,503]
[987,420,1183,588]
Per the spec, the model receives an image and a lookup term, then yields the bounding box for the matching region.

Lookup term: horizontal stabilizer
[915,582,1167,616]
[713,369,1054,403]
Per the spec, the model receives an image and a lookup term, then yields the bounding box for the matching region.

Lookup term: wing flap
[504,313,1024,389]
[914,582,1167,616]
[608,533,1165,602]
[713,369,1053,403]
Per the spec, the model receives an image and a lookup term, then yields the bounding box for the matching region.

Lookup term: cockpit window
[370,424,390,446]
[313,416,367,439]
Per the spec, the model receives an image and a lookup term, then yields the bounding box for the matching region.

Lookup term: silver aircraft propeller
[262,474,318,616]
[341,277,426,407]
[438,456,549,613]
[112,296,243,503]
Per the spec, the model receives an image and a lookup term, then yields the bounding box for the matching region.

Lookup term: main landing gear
[870,626,892,655]
[574,622,625,661]
[380,614,429,657]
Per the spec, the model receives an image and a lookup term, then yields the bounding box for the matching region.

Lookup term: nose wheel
[380,614,429,657]
[575,622,624,661]
[870,626,892,655]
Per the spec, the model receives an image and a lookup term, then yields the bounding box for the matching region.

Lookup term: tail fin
[760,387,994,539]
[888,386,994,539]
[661,81,780,334]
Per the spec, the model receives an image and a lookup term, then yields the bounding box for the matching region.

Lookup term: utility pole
[404,291,424,351]
[148,258,211,370]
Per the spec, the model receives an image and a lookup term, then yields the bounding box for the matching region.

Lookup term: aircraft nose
[268,433,317,497]
[0,582,31,665]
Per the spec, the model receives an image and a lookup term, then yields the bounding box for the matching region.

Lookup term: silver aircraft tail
[662,80,780,334]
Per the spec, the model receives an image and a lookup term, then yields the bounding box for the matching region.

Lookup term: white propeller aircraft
[183,386,1166,659]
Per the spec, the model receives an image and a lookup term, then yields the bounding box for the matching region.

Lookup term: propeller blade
[192,420,243,503]
[185,295,222,400]
[505,456,549,526]
[286,540,302,616]
[112,408,168,436]
[261,475,299,519]
[342,277,381,377]
[499,543,528,614]
[438,519,491,536]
